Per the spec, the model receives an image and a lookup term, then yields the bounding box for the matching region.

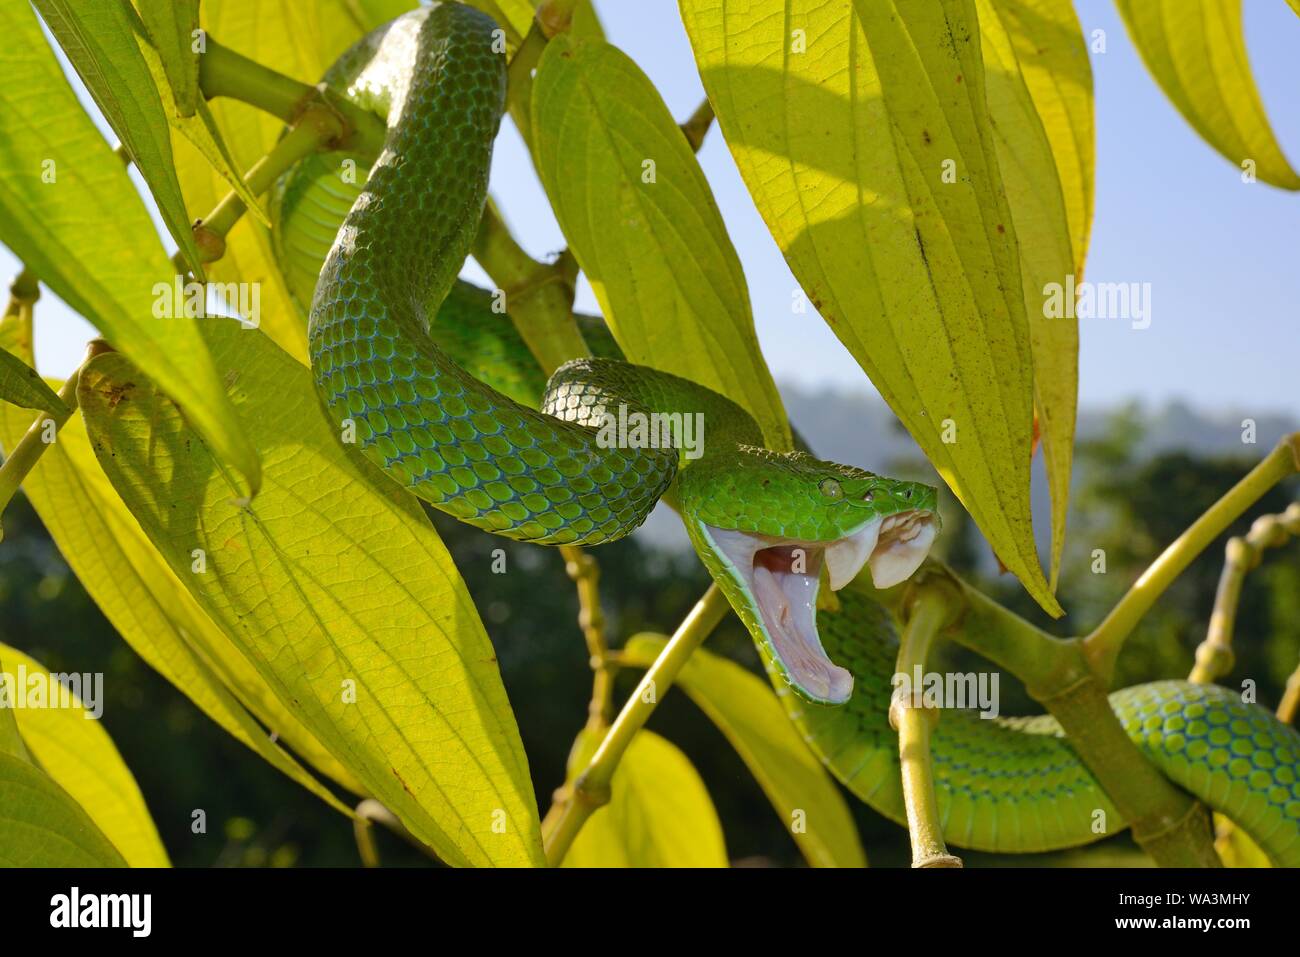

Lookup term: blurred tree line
[0,405,1295,867]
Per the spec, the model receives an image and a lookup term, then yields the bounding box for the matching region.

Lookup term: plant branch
[173,107,345,274]
[1190,503,1300,684]
[560,544,616,728]
[471,199,589,373]
[352,798,441,866]
[199,38,386,158]
[1084,434,1300,683]
[918,567,1221,865]
[892,582,962,867]
[680,98,715,153]
[542,584,729,865]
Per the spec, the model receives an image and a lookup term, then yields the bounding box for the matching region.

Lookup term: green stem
[560,544,616,729]
[1190,503,1299,684]
[542,585,729,866]
[199,38,386,158]
[893,584,962,867]
[174,108,344,273]
[915,570,1221,866]
[1084,434,1299,682]
[471,199,589,374]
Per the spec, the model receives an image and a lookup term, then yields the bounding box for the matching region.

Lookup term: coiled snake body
[279,4,1300,864]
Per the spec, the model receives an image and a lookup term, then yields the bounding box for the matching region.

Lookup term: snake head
[682,453,940,705]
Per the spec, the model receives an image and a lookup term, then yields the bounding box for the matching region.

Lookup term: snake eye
[819,478,843,499]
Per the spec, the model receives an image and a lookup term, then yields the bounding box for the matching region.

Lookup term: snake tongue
[706,525,853,704]
[823,518,882,591]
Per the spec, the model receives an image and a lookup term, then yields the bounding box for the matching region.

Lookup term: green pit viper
[274,4,1300,864]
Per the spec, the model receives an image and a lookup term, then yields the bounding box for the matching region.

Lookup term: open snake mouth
[705,510,938,704]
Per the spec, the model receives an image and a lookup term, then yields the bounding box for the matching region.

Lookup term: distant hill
[630,386,1298,554]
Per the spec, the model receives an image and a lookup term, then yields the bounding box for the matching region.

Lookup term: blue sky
[7,0,1299,417]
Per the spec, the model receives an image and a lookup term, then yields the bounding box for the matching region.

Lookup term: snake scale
[274,4,1300,864]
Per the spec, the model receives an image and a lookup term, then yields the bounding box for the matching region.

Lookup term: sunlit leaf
[0,403,361,808]
[1116,0,1300,189]
[136,0,201,117]
[0,1,260,494]
[0,348,65,416]
[0,642,169,867]
[467,0,604,44]
[175,0,419,361]
[622,635,865,868]
[30,0,205,274]
[134,26,271,227]
[0,652,27,760]
[563,728,727,867]
[79,320,544,867]
[533,35,791,451]
[979,0,1090,588]
[0,752,126,867]
[680,0,1057,613]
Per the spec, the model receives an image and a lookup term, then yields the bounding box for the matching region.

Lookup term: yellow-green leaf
[979,0,1089,588]
[30,0,205,274]
[681,0,1058,614]
[0,752,126,866]
[0,347,65,416]
[135,26,271,227]
[0,1,260,495]
[0,652,27,760]
[563,728,727,867]
[0,642,169,867]
[0,402,361,808]
[533,35,791,451]
[136,0,201,117]
[175,0,418,360]
[467,0,604,44]
[622,635,865,868]
[78,320,543,868]
[1290,0,1300,19]
[1116,0,1300,189]
[993,0,1095,277]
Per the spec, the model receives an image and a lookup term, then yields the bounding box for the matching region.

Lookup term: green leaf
[680,0,1058,614]
[0,402,361,808]
[0,348,66,416]
[136,0,201,117]
[622,635,865,868]
[0,752,126,867]
[0,643,169,867]
[467,0,605,44]
[30,0,205,276]
[563,729,727,867]
[1116,0,1300,189]
[134,25,271,227]
[0,652,27,760]
[979,0,1090,588]
[78,320,544,868]
[533,35,791,452]
[0,0,261,495]
[172,0,418,360]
